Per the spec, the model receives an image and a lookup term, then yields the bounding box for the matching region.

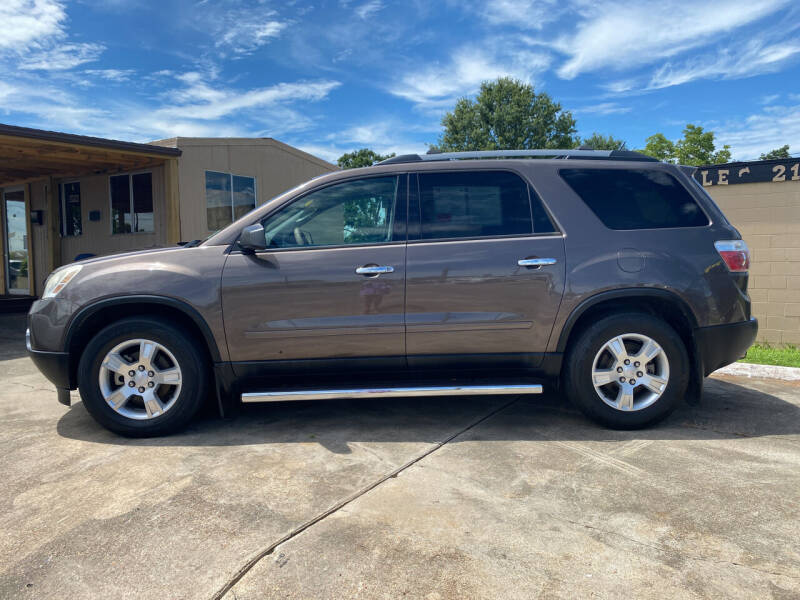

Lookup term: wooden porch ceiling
[0,127,181,186]
[0,136,167,186]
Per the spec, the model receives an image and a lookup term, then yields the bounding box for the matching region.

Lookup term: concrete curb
[714,361,800,381]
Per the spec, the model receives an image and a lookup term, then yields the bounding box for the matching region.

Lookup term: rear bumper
[695,318,758,376]
[26,328,74,391]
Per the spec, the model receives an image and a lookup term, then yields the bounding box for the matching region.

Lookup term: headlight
[42,265,82,299]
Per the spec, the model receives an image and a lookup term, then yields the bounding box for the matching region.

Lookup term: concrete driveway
[0,312,798,599]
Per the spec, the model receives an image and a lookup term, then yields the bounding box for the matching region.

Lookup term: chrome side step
[241,384,543,403]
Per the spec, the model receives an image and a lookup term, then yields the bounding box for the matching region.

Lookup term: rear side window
[418,171,554,240]
[560,168,708,230]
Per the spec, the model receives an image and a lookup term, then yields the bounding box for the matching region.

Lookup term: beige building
[0,124,336,300]
[698,157,800,345]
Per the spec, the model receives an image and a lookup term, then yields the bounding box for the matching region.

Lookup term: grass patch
[739,343,800,368]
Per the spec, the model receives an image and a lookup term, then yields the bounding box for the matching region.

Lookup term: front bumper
[26,328,74,393]
[695,318,758,376]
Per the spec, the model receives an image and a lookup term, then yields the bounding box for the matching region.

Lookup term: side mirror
[239,223,267,252]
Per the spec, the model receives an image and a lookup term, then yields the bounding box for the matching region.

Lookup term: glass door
[3,188,30,295]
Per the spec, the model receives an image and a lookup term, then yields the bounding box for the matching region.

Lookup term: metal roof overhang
[0,123,181,186]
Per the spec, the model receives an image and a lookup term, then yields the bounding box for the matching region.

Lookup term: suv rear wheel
[77,317,208,437]
[564,313,689,429]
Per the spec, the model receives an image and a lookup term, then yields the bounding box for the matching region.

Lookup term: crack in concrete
[211,396,521,600]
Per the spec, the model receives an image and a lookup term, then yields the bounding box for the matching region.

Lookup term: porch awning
[0,123,181,186]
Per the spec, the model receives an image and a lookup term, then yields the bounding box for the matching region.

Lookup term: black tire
[77,317,208,437]
[563,313,689,429]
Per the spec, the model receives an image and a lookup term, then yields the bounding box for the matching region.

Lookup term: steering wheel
[293,227,313,246]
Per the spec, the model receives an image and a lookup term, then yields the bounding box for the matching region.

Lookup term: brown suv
[27,149,758,436]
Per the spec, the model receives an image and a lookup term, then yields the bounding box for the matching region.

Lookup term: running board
[241,384,543,403]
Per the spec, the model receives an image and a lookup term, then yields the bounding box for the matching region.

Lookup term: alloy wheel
[98,338,183,420]
[591,333,670,412]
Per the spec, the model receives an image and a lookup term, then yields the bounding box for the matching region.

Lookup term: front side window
[110,173,154,234]
[261,176,398,249]
[560,168,709,230]
[60,182,82,236]
[206,171,256,231]
[418,171,538,240]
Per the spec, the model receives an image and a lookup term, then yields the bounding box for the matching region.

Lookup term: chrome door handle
[518,258,557,267]
[355,265,394,275]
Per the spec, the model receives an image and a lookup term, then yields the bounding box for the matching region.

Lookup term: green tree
[760,145,791,160]
[675,124,731,165]
[642,133,675,162]
[438,77,578,151]
[641,125,731,165]
[579,132,627,150]
[337,148,396,169]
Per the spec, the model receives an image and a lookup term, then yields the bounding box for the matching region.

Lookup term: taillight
[715,240,750,272]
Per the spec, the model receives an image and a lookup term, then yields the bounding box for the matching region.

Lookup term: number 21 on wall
[773,163,800,181]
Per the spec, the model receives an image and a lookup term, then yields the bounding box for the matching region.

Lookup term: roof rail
[377,149,658,165]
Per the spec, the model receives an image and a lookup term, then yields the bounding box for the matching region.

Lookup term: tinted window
[110,173,154,234]
[261,176,398,249]
[560,168,708,230]
[110,175,130,234]
[418,171,541,240]
[131,173,153,233]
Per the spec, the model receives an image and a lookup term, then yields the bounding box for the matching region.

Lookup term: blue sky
[1,0,800,162]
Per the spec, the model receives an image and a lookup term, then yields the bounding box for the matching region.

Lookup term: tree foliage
[579,132,627,150]
[760,145,791,160]
[641,124,731,165]
[337,148,396,169]
[641,133,675,162]
[437,77,578,151]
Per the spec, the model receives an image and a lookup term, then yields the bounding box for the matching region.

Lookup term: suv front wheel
[77,317,208,437]
[564,313,689,429]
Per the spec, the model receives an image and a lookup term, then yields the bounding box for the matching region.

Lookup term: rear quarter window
[560,168,709,230]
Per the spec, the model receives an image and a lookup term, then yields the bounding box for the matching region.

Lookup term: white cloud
[572,102,631,115]
[199,3,290,55]
[602,79,637,94]
[760,93,781,105]
[0,0,65,50]
[0,67,341,143]
[156,75,341,122]
[474,0,563,29]
[295,139,423,164]
[84,69,135,82]
[355,0,384,20]
[216,19,287,54]
[390,46,550,110]
[647,38,800,89]
[0,0,105,70]
[296,116,435,163]
[553,1,788,79]
[290,143,343,164]
[19,42,104,70]
[715,103,800,160]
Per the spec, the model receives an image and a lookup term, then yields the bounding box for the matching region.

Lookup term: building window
[206,171,256,231]
[59,182,82,236]
[110,172,154,234]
